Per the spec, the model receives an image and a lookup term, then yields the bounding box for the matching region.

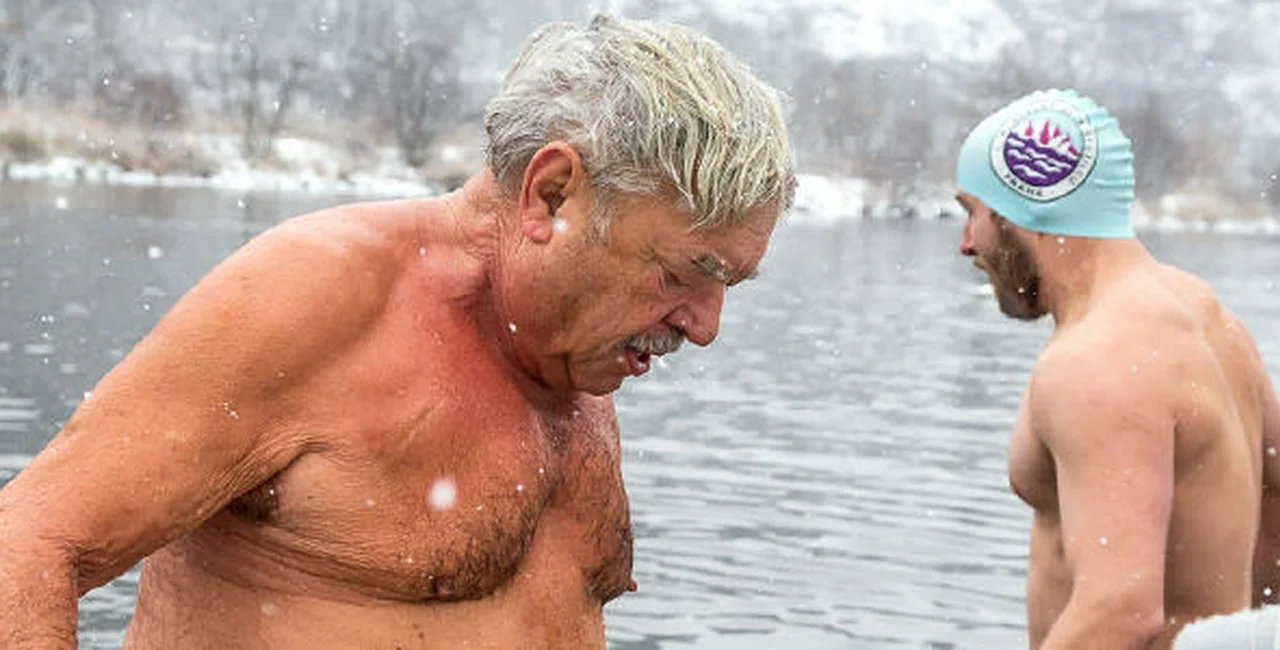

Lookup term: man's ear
[519,142,584,243]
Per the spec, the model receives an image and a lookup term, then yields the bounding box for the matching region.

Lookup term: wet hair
[484,14,796,235]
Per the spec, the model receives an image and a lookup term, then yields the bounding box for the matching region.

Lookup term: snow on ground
[2,128,441,198]
[4,138,1276,236]
[5,156,435,197]
[789,174,1280,236]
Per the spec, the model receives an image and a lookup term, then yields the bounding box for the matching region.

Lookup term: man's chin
[990,289,1041,321]
[1005,309,1046,322]
[567,347,670,396]
[583,379,624,396]
[996,299,1046,321]
[566,367,627,397]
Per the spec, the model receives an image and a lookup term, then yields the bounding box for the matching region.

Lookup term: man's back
[1152,265,1269,631]
[1012,261,1273,647]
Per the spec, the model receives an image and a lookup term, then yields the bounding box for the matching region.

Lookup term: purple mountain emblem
[1004,119,1081,187]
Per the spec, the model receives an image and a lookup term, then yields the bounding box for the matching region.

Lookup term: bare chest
[224,404,633,605]
[223,315,633,605]
[1008,391,1058,512]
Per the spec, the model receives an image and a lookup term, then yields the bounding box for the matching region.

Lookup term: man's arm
[1253,365,1280,606]
[0,215,387,648]
[1034,346,1174,650]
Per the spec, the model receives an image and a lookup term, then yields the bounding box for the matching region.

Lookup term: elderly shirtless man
[955,88,1280,648]
[0,15,796,649]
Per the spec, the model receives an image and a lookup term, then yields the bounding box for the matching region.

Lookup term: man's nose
[959,220,977,257]
[670,283,725,347]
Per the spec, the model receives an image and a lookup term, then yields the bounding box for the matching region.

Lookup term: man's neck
[1038,236,1152,328]
[453,172,579,406]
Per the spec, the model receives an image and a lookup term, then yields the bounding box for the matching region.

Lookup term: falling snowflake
[428,477,457,511]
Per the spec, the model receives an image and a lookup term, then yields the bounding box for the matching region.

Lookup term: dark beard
[987,226,1044,320]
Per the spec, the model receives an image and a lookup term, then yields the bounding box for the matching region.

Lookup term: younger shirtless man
[0,15,796,649]
[954,88,1280,648]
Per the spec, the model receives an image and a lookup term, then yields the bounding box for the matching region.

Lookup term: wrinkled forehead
[689,198,782,232]
[687,211,778,279]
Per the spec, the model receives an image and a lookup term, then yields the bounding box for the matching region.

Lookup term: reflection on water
[1,181,1277,649]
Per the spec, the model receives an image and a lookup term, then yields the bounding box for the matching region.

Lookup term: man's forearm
[0,542,81,649]
[1040,598,1162,650]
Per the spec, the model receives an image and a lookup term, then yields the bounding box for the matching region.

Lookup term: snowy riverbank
[4,144,1278,237]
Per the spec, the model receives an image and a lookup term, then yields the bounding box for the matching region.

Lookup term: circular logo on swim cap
[989,99,1097,202]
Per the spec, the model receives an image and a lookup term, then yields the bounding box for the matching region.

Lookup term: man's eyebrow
[692,254,731,282]
[693,254,756,285]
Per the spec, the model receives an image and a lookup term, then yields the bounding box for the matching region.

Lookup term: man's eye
[664,268,688,289]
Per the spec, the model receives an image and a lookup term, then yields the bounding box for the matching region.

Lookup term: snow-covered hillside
[0,0,1276,224]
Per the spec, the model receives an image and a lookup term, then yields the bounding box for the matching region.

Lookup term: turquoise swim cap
[956,89,1135,239]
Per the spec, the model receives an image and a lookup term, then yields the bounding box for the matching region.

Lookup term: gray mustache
[625,330,685,356]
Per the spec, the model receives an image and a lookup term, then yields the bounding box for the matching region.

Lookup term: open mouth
[624,346,651,376]
[621,327,685,378]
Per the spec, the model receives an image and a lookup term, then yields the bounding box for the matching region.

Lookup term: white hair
[484,14,796,234]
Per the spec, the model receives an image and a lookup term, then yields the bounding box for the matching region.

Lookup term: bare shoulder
[1053,266,1220,374]
[1146,262,1258,346]
[100,199,421,421]
[0,204,425,584]
[261,199,413,273]
[1034,308,1189,390]
[106,200,421,417]
[194,201,410,328]
[1143,263,1270,390]
[1029,302,1191,447]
